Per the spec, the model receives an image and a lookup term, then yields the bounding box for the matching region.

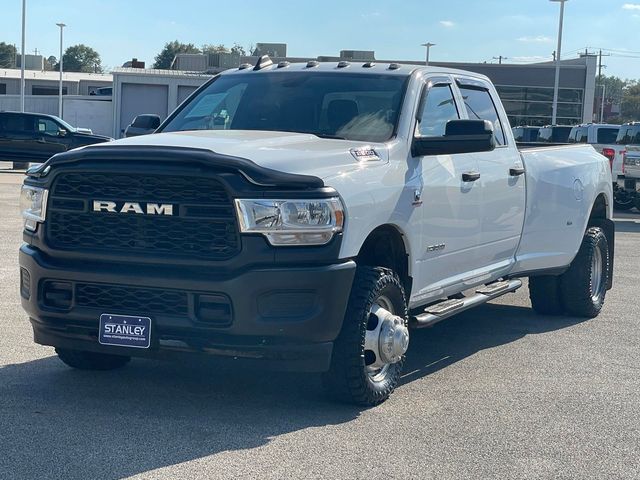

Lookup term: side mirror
[57,129,68,137]
[132,114,161,130]
[412,119,496,157]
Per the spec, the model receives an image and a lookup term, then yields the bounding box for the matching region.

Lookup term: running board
[410,279,522,329]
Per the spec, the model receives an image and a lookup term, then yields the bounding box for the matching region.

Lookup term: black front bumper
[20,244,356,372]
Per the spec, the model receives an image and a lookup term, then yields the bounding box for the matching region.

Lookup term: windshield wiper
[314,133,347,140]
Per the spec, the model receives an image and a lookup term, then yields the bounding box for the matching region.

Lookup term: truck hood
[98,130,389,179]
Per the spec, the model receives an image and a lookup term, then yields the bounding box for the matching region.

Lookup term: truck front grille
[75,283,189,317]
[46,172,241,261]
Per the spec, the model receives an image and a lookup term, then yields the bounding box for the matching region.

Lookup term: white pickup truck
[19,59,615,405]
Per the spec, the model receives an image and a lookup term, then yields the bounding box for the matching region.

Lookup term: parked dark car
[512,126,540,142]
[537,125,573,143]
[0,111,113,168]
[124,114,161,138]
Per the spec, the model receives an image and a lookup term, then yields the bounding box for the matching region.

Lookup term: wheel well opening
[356,226,412,296]
[589,193,608,224]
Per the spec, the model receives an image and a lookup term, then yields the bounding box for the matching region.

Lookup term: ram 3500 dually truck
[19,59,615,406]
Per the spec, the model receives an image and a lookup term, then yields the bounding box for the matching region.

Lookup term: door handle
[462,171,481,182]
[509,167,525,176]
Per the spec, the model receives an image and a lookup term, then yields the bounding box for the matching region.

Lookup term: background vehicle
[537,125,573,143]
[19,62,614,406]
[0,111,112,168]
[616,145,640,211]
[124,114,162,138]
[611,122,640,210]
[567,123,620,165]
[89,87,113,96]
[512,126,539,142]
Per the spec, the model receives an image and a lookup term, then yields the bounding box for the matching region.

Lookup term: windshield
[56,117,76,132]
[161,72,407,143]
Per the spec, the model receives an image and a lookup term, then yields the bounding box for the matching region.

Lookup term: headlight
[235,198,345,246]
[20,185,48,232]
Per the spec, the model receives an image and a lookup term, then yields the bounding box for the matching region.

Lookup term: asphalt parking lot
[1,168,639,480]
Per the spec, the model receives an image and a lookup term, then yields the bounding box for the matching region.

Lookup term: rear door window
[458,85,506,145]
[0,113,29,132]
[596,127,619,144]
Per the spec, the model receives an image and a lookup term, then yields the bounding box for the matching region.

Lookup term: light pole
[20,0,26,112]
[421,43,436,66]
[550,0,568,125]
[56,22,66,119]
[600,83,606,123]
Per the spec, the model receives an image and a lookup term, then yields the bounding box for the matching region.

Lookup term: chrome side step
[410,279,522,329]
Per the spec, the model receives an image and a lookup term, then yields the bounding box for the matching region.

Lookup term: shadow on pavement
[0,302,587,479]
[401,302,588,385]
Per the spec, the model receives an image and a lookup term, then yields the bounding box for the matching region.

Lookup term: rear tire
[613,198,635,211]
[322,266,408,406]
[559,227,609,318]
[529,275,564,315]
[56,348,131,371]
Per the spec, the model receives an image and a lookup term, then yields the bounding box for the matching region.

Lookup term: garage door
[177,85,199,106]
[119,83,168,137]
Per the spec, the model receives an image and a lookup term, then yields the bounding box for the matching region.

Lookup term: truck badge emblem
[92,201,174,216]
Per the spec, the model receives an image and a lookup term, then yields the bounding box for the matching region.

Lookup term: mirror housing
[57,128,68,137]
[412,119,496,157]
[132,114,161,129]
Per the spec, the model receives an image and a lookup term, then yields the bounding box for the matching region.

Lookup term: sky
[2,0,639,78]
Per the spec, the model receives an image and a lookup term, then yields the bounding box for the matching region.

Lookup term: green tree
[202,43,228,54]
[57,44,102,73]
[230,43,246,56]
[153,41,200,69]
[44,55,57,71]
[599,75,627,106]
[620,82,640,123]
[0,42,17,68]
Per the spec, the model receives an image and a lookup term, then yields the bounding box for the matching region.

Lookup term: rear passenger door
[0,113,32,162]
[454,77,526,275]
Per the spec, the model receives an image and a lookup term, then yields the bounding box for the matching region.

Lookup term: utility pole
[550,0,568,125]
[56,23,66,119]
[597,49,610,122]
[421,43,436,66]
[493,56,508,64]
[20,0,26,112]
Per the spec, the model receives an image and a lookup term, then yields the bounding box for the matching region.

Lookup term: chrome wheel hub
[364,296,409,381]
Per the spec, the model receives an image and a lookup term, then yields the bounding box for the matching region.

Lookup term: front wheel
[55,348,131,371]
[322,266,409,406]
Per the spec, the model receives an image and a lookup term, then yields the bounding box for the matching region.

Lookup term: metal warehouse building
[0,69,112,96]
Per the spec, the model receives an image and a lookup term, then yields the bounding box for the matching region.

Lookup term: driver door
[35,116,70,160]
[410,78,485,305]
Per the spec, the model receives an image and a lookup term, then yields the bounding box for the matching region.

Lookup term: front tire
[56,348,131,371]
[323,266,409,406]
[559,227,609,318]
